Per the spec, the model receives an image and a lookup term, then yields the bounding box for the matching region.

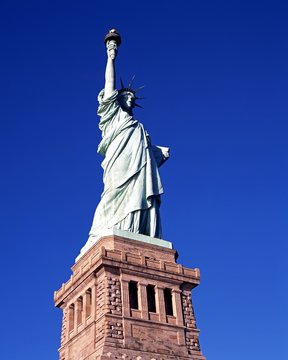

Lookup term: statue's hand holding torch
[106,40,117,60]
[104,29,121,61]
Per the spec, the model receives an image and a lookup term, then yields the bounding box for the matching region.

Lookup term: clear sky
[0,1,287,359]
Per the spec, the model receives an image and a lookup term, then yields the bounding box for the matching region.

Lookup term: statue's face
[119,92,135,111]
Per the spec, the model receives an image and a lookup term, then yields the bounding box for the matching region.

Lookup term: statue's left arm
[152,145,170,167]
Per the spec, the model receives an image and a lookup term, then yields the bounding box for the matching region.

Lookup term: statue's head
[118,76,144,112]
[118,90,136,112]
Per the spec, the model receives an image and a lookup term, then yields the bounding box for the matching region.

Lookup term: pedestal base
[76,228,173,261]
[55,233,205,360]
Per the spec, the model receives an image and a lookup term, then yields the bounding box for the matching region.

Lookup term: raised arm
[103,29,122,100]
[103,40,117,100]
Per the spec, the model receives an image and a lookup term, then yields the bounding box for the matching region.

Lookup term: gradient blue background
[0,1,287,359]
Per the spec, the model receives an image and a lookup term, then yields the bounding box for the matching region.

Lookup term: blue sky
[0,1,287,359]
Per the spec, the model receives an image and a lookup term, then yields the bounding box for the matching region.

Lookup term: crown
[118,76,145,108]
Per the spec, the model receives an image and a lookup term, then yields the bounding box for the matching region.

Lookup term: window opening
[147,285,156,313]
[164,288,174,316]
[77,296,83,325]
[68,304,75,332]
[129,281,139,310]
[86,288,92,318]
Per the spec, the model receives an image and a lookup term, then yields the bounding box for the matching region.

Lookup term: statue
[85,29,169,249]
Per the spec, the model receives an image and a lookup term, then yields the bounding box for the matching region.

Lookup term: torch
[104,28,121,60]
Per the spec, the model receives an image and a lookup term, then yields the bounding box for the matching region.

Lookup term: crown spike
[134,85,145,92]
[128,75,136,90]
[120,77,125,89]
[118,77,144,104]
[134,103,143,108]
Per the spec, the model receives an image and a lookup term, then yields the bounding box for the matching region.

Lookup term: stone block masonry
[54,233,206,360]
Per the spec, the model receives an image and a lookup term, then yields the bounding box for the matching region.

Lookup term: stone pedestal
[54,233,206,360]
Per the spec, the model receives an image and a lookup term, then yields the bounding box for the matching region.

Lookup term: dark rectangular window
[147,285,156,313]
[164,288,173,316]
[129,281,139,310]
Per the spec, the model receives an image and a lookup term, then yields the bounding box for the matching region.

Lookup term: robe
[88,89,168,241]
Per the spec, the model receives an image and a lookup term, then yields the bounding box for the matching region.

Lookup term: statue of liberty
[84,29,169,251]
